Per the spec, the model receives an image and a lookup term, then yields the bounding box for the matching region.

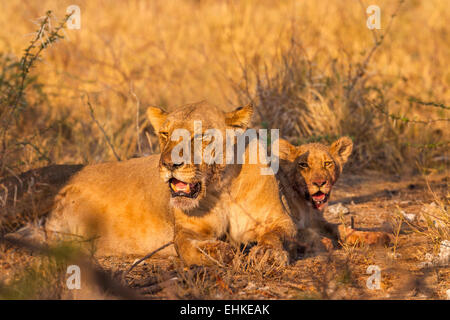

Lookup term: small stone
[327,203,350,217]
[420,242,450,268]
[424,253,434,262]
[388,252,401,259]
[401,210,416,223]
[436,240,450,266]
[326,281,337,296]
[245,282,257,290]
[420,203,445,228]
[417,261,433,268]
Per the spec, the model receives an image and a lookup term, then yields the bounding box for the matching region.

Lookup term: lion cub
[277,138,391,252]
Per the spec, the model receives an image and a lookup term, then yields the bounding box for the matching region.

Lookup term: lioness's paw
[248,245,289,268]
[197,240,235,266]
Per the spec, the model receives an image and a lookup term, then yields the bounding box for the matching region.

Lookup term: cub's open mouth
[169,178,201,199]
[310,191,329,209]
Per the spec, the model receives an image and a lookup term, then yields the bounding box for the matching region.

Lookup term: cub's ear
[330,136,353,165]
[225,104,253,128]
[147,107,168,133]
[278,139,298,162]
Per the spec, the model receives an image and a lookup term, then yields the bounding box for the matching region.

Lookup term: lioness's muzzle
[169,178,201,198]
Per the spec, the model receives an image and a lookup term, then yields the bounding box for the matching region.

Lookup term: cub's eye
[298,162,309,169]
[194,134,204,141]
[324,161,333,167]
[159,132,169,139]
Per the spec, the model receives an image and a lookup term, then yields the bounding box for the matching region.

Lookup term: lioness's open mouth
[169,178,201,199]
[311,191,329,210]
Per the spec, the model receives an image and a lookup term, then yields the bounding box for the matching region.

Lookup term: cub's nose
[312,180,327,187]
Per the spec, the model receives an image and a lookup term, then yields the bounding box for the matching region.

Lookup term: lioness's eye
[298,162,309,168]
[159,132,169,139]
[324,161,333,167]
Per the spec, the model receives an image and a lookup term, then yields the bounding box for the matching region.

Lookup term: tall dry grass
[0,0,448,175]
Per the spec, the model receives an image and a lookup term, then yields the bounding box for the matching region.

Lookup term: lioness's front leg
[174,230,234,266]
[250,232,289,266]
[249,225,295,267]
[173,210,235,266]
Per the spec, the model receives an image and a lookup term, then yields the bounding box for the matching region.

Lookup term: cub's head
[279,137,353,210]
[147,101,253,211]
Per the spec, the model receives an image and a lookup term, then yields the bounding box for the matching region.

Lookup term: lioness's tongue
[312,193,326,201]
[171,179,190,192]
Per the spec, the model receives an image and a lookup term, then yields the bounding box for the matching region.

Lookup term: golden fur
[46,155,176,256]
[277,138,390,250]
[46,101,296,266]
[278,137,353,227]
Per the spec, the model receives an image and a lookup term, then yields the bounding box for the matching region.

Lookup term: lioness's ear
[147,107,168,133]
[225,104,253,128]
[330,136,353,165]
[278,139,297,161]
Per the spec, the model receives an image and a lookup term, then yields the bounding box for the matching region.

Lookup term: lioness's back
[46,155,176,256]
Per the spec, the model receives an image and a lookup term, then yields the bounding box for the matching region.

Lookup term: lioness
[46,101,296,266]
[277,138,391,251]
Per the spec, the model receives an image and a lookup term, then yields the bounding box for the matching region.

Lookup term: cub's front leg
[296,227,336,254]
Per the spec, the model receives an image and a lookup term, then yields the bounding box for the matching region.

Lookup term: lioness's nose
[313,180,326,187]
[161,149,185,171]
[162,159,184,171]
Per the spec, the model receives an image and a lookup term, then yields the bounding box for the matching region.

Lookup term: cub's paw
[248,245,289,268]
[345,230,391,246]
[196,240,235,266]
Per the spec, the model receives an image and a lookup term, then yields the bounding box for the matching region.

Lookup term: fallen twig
[124,241,174,277]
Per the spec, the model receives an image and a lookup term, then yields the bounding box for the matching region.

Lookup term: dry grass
[0,0,448,175]
[402,178,449,249]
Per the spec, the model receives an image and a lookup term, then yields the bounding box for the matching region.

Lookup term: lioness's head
[279,137,353,210]
[147,101,253,211]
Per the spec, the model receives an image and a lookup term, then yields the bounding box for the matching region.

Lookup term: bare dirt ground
[1,172,448,300]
